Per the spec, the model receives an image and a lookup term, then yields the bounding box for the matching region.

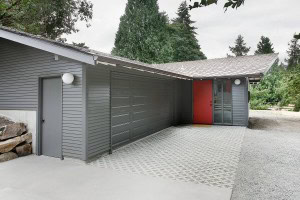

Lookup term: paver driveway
[90,125,245,189]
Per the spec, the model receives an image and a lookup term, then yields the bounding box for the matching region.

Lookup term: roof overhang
[96,56,192,80]
[0,29,96,65]
[193,73,263,80]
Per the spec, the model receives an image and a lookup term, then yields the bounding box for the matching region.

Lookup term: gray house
[0,26,278,161]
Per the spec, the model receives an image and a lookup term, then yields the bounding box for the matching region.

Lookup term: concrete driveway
[0,155,232,200]
[0,125,246,200]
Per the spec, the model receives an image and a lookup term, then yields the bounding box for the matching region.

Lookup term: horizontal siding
[86,67,110,159]
[232,78,248,126]
[0,38,84,159]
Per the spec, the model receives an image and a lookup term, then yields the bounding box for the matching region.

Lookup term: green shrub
[250,99,270,110]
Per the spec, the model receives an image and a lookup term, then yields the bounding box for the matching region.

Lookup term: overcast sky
[65,0,300,61]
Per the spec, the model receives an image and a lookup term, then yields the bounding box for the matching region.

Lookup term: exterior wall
[232,77,249,126]
[86,67,110,159]
[110,72,174,148]
[0,38,85,160]
[174,80,193,124]
[85,64,177,159]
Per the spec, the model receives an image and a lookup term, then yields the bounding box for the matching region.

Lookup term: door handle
[42,119,45,123]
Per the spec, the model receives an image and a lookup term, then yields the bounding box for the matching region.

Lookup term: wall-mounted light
[234,79,241,85]
[62,73,74,85]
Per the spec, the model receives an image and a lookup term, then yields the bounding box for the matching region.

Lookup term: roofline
[96,57,192,80]
[155,53,279,66]
[193,73,263,80]
[263,54,279,74]
[0,29,96,65]
[0,26,279,80]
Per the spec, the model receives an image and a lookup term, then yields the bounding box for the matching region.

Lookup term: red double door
[193,80,213,124]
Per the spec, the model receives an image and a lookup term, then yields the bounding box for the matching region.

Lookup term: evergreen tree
[169,1,206,62]
[112,0,173,64]
[255,36,275,54]
[286,37,300,69]
[0,0,93,40]
[229,35,251,57]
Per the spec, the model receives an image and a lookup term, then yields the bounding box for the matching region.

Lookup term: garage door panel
[111,72,173,148]
[132,125,149,139]
[112,114,130,126]
[111,89,131,97]
[112,96,130,107]
[133,111,147,120]
[111,79,130,88]
[112,130,130,146]
[132,104,148,112]
[111,106,130,116]
[112,123,130,136]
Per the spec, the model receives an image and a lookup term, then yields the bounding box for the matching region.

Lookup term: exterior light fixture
[62,73,74,85]
[234,79,241,85]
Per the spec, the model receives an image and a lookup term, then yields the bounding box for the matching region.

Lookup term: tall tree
[229,35,251,57]
[169,1,206,62]
[112,0,173,64]
[286,37,300,69]
[0,0,93,40]
[255,36,275,55]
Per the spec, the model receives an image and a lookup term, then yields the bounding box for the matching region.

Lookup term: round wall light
[62,73,74,85]
[234,79,241,85]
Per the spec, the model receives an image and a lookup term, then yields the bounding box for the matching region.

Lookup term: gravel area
[249,110,300,133]
[231,110,300,200]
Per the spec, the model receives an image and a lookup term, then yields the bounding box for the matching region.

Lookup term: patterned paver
[90,126,245,188]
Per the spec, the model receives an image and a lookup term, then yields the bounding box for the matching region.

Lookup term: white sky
[65,0,300,61]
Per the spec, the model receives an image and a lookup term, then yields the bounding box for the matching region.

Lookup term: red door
[193,80,213,124]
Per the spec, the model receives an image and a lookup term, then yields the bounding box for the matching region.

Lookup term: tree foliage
[255,36,274,55]
[168,1,206,62]
[188,0,245,11]
[294,33,300,40]
[250,35,300,112]
[0,0,93,40]
[229,35,250,57]
[285,38,300,69]
[112,0,174,64]
[250,62,284,110]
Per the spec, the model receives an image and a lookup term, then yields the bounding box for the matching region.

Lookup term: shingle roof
[0,25,278,79]
[152,53,279,78]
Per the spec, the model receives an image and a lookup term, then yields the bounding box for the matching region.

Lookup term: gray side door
[41,77,62,158]
[111,72,173,148]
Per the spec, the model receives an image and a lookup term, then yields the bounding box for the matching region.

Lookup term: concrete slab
[0,155,232,200]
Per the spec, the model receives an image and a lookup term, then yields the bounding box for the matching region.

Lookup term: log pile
[0,117,32,162]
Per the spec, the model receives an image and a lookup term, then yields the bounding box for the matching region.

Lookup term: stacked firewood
[0,117,32,162]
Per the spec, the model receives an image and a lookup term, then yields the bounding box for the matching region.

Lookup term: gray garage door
[111,72,174,148]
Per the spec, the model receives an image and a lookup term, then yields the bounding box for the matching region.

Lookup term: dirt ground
[248,110,300,133]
